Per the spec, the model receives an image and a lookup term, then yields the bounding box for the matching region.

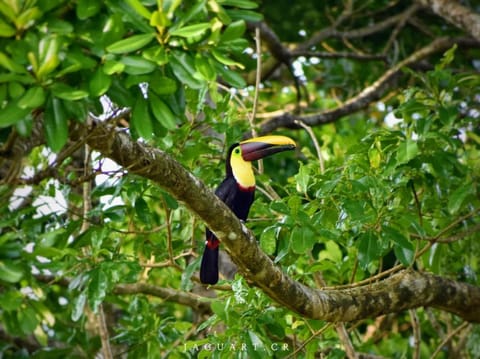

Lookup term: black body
[199,144,255,285]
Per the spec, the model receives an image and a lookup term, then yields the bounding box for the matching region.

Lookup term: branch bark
[80,122,480,323]
[417,0,480,41]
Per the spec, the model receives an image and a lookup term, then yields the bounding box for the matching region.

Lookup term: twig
[430,322,470,359]
[409,309,421,359]
[313,266,357,359]
[252,25,263,173]
[382,4,421,54]
[285,323,332,359]
[80,140,113,359]
[251,25,261,134]
[294,120,324,174]
[290,50,387,61]
[139,252,193,268]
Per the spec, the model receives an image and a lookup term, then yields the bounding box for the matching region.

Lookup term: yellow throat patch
[230,146,255,189]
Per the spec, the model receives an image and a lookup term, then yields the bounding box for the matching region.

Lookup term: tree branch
[257,36,478,134]
[81,121,480,323]
[113,283,212,315]
[417,0,480,41]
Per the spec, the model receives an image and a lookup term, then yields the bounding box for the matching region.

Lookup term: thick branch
[417,0,480,41]
[82,122,480,323]
[113,283,212,314]
[258,37,475,134]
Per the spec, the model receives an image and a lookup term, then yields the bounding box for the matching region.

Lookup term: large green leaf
[357,231,380,271]
[131,94,153,139]
[17,86,46,109]
[169,22,211,38]
[448,183,473,214]
[290,226,315,254]
[0,261,24,283]
[121,56,156,75]
[76,0,101,19]
[87,268,108,312]
[169,51,204,89]
[89,67,112,97]
[106,33,156,54]
[150,93,177,130]
[396,139,418,166]
[44,97,68,152]
[0,100,31,127]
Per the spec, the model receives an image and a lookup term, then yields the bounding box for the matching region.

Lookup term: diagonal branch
[416,0,480,41]
[257,36,478,134]
[80,121,480,323]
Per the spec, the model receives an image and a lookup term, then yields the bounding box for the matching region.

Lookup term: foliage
[0,0,479,358]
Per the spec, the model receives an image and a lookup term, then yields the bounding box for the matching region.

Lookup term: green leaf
[161,191,179,209]
[396,139,418,165]
[212,49,244,69]
[0,101,31,127]
[0,290,22,311]
[169,51,205,89]
[169,22,211,38]
[427,243,443,273]
[106,33,155,54]
[88,268,108,312]
[290,226,315,254]
[150,74,177,95]
[36,35,60,79]
[76,0,101,19]
[17,86,46,109]
[71,291,87,322]
[260,225,278,256]
[227,9,263,22]
[0,20,15,37]
[220,20,246,42]
[51,83,89,100]
[150,93,177,130]
[214,61,246,88]
[218,0,258,9]
[125,0,152,19]
[386,226,415,266]
[104,59,125,75]
[89,67,112,97]
[0,51,26,73]
[357,231,380,271]
[16,7,41,31]
[294,162,310,193]
[121,56,156,75]
[318,240,342,263]
[131,94,153,139]
[142,46,169,66]
[0,261,24,283]
[134,196,151,224]
[18,305,38,335]
[448,183,473,214]
[195,56,216,82]
[44,97,68,152]
[246,330,264,359]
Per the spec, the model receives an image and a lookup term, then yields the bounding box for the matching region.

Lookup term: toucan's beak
[240,135,296,161]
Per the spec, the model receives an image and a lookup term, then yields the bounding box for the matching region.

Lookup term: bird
[200,135,296,284]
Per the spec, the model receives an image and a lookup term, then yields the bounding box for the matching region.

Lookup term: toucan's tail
[200,233,219,284]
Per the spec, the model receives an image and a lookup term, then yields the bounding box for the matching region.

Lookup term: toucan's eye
[234,148,240,154]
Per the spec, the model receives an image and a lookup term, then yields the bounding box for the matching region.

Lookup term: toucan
[200,135,296,284]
